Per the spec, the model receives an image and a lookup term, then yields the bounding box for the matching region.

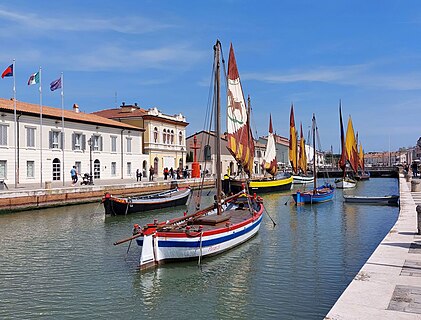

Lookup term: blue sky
[0,1,420,152]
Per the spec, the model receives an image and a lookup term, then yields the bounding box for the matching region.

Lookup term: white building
[0,98,146,187]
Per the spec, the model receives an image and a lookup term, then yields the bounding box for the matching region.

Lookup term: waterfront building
[0,98,144,187]
[93,103,187,178]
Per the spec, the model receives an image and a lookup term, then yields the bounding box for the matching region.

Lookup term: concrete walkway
[325,175,421,319]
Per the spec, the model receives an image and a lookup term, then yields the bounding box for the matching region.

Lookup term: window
[170,130,174,144]
[0,125,7,146]
[72,133,85,151]
[179,132,183,145]
[111,162,116,176]
[204,145,211,160]
[52,158,61,180]
[94,160,101,179]
[50,131,62,149]
[257,150,262,158]
[27,161,35,178]
[154,157,159,174]
[111,136,117,152]
[92,135,102,151]
[0,160,6,178]
[153,127,158,143]
[75,161,81,176]
[163,129,167,144]
[127,162,132,175]
[26,127,35,148]
[126,138,132,153]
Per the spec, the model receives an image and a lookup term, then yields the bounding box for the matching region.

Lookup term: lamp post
[88,138,93,184]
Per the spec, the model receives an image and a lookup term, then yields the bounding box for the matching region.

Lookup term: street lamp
[88,138,93,185]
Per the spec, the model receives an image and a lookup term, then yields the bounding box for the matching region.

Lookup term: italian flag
[27,72,39,85]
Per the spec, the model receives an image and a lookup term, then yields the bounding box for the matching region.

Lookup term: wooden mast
[312,114,317,192]
[214,40,222,215]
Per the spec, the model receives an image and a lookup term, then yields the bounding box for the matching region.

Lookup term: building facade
[93,103,188,178]
[0,98,145,187]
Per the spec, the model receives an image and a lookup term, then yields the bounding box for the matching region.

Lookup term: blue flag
[50,77,62,91]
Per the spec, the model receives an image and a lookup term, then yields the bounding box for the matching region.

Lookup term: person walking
[136,169,142,182]
[149,166,155,181]
[70,166,78,185]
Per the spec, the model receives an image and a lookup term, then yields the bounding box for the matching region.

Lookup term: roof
[0,98,141,131]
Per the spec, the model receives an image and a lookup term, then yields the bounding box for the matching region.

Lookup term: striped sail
[289,104,298,174]
[263,114,278,176]
[298,123,307,174]
[226,43,254,175]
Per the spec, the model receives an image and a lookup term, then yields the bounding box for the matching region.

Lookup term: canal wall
[325,174,421,319]
[0,178,214,214]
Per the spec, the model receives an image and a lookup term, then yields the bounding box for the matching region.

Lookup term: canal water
[0,178,399,319]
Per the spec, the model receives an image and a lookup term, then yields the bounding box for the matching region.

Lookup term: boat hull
[292,185,335,205]
[335,178,357,189]
[343,195,399,206]
[292,175,315,185]
[230,175,293,193]
[103,188,191,215]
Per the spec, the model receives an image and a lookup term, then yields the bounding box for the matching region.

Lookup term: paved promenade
[326,175,421,319]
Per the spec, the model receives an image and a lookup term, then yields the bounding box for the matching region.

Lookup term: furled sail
[298,123,307,174]
[345,116,359,173]
[289,104,298,174]
[226,43,255,175]
[263,114,278,176]
[338,102,347,175]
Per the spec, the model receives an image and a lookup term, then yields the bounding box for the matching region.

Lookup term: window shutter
[82,134,86,150]
[100,136,103,151]
[72,133,75,150]
[49,131,53,149]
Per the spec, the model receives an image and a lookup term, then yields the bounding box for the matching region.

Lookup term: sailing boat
[227,48,292,193]
[335,102,357,189]
[292,114,334,205]
[290,104,314,185]
[113,41,265,269]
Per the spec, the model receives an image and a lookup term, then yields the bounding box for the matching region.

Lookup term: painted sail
[289,104,298,174]
[345,116,359,173]
[338,102,347,174]
[226,43,254,175]
[263,114,278,176]
[358,143,365,171]
[298,122,307,174]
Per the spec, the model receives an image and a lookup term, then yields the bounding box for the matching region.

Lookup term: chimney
[73,103,80,113]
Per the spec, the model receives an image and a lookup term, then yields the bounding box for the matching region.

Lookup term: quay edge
[0,179,214,214]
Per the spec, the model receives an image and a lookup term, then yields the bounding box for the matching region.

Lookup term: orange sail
[345,116,359,173]
[226,43,254,175]
[358,143,365,171]
[289,104,298,174]
[263,114,278,176]
[298,122,307,174]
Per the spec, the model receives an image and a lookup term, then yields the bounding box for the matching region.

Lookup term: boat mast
[214,40,222,215]
[312,114,317,192]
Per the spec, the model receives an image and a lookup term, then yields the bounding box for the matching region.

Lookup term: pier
[326,174,421,319]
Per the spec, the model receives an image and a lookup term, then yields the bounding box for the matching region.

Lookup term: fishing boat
[289,105,314,185]
[102,187,191,216]
[113,41,265,269]
[343,195,399,206]
[292,114,334,205]
[335,102,357,189]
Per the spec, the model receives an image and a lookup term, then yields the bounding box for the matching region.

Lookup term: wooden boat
[335,102,357,189]
[355,171,370,181]
[343,194,399,206]
[103,187,191,216]
[293,174,314,185]
[292,114,334,205]
[113,41,265,269]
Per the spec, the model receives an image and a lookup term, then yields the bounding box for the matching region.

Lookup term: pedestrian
[70,166,78,185]
[149,166,155,181]
[136,169,142,182]
[164,167,169,180]
[170,167,174,179]
[412,161,418,178]
[183,166,188,179]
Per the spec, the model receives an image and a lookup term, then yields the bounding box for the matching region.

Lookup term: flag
[27,72,40,85]
[1,64,13,78]
[50,77,61,91]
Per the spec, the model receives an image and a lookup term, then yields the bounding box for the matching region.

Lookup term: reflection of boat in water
[102,188,191,216]
[114,41,265,270]
[343,195,399,206]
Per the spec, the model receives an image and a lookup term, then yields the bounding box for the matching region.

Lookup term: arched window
[52,158,61,181]
[170,130,174,144]
[153,127,158,143]
[204,145,211,161]
[94,159,100,179]
[179,132,183,145]
[154,157,159,175]
[163,129,167,144]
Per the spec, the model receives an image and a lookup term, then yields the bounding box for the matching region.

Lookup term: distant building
[0,98,144,186]
[93,103,188,177]
[258,134,289,167]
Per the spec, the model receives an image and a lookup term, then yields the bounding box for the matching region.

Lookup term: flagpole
[13,59,17,188]
[39,67,43,188]
[61,72,65,186]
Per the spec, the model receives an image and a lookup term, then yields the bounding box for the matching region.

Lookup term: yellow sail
[289,104,298,174]
[298,123,307,173]
[345,116,359,173]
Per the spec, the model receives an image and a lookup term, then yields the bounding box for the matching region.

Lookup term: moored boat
[103,187,191,216]
[343,194,399,206]
[293,174,315,185]
[334,176,357,189]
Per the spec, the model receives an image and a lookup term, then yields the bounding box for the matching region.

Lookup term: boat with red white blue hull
[292,184,335,205]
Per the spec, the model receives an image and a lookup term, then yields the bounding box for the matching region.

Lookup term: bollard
[411,180,421,192]
[417,205,421,235]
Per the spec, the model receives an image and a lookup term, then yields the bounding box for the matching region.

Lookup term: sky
[0,1,420,152]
